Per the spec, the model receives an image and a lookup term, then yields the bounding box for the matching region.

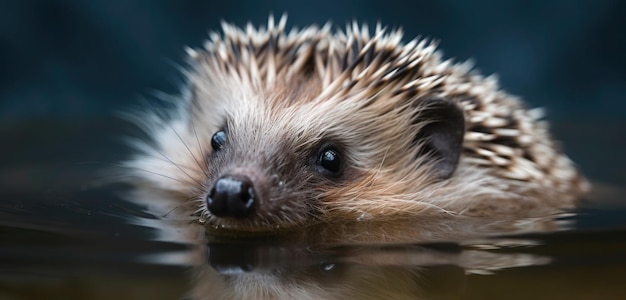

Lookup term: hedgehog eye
[316,144,342,175]
[211,130,227,151]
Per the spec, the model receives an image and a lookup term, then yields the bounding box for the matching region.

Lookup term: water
[1,118,625,299]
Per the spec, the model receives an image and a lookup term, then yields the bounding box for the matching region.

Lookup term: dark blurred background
[1,0,625,184]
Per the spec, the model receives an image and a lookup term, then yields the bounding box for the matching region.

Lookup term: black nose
[207,175,256,218]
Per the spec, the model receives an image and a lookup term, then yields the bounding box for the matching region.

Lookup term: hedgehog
[123,16,589,234]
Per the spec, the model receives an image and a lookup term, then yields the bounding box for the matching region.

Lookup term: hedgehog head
[125,16,586,232]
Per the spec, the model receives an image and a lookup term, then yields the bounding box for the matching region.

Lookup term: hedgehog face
[179,70,468,231]
[196,103,337,229]
[189,88,362,230]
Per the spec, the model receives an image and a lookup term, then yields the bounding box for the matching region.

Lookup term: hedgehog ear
[413,97,465,180]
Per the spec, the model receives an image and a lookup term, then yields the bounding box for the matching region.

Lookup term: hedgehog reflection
[191,244,468,300]
[181,216,555,300]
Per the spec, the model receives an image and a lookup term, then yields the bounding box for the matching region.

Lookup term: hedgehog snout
[206,175,257,218]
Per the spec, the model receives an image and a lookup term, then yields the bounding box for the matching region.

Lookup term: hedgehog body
[125,16,588,232]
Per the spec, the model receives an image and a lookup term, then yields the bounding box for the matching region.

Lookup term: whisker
[168,121,210,178]
[162,196,203,218]
[113,163,196,186]
[138,153,204,175]
[190,116,210,176]
[152,147,205,186]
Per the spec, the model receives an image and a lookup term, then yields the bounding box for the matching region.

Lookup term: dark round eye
[317,145,341,175]
[211,130,226,151]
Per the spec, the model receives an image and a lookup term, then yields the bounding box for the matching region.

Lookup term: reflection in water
[142,213,567,300]
[190,237,547,299]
